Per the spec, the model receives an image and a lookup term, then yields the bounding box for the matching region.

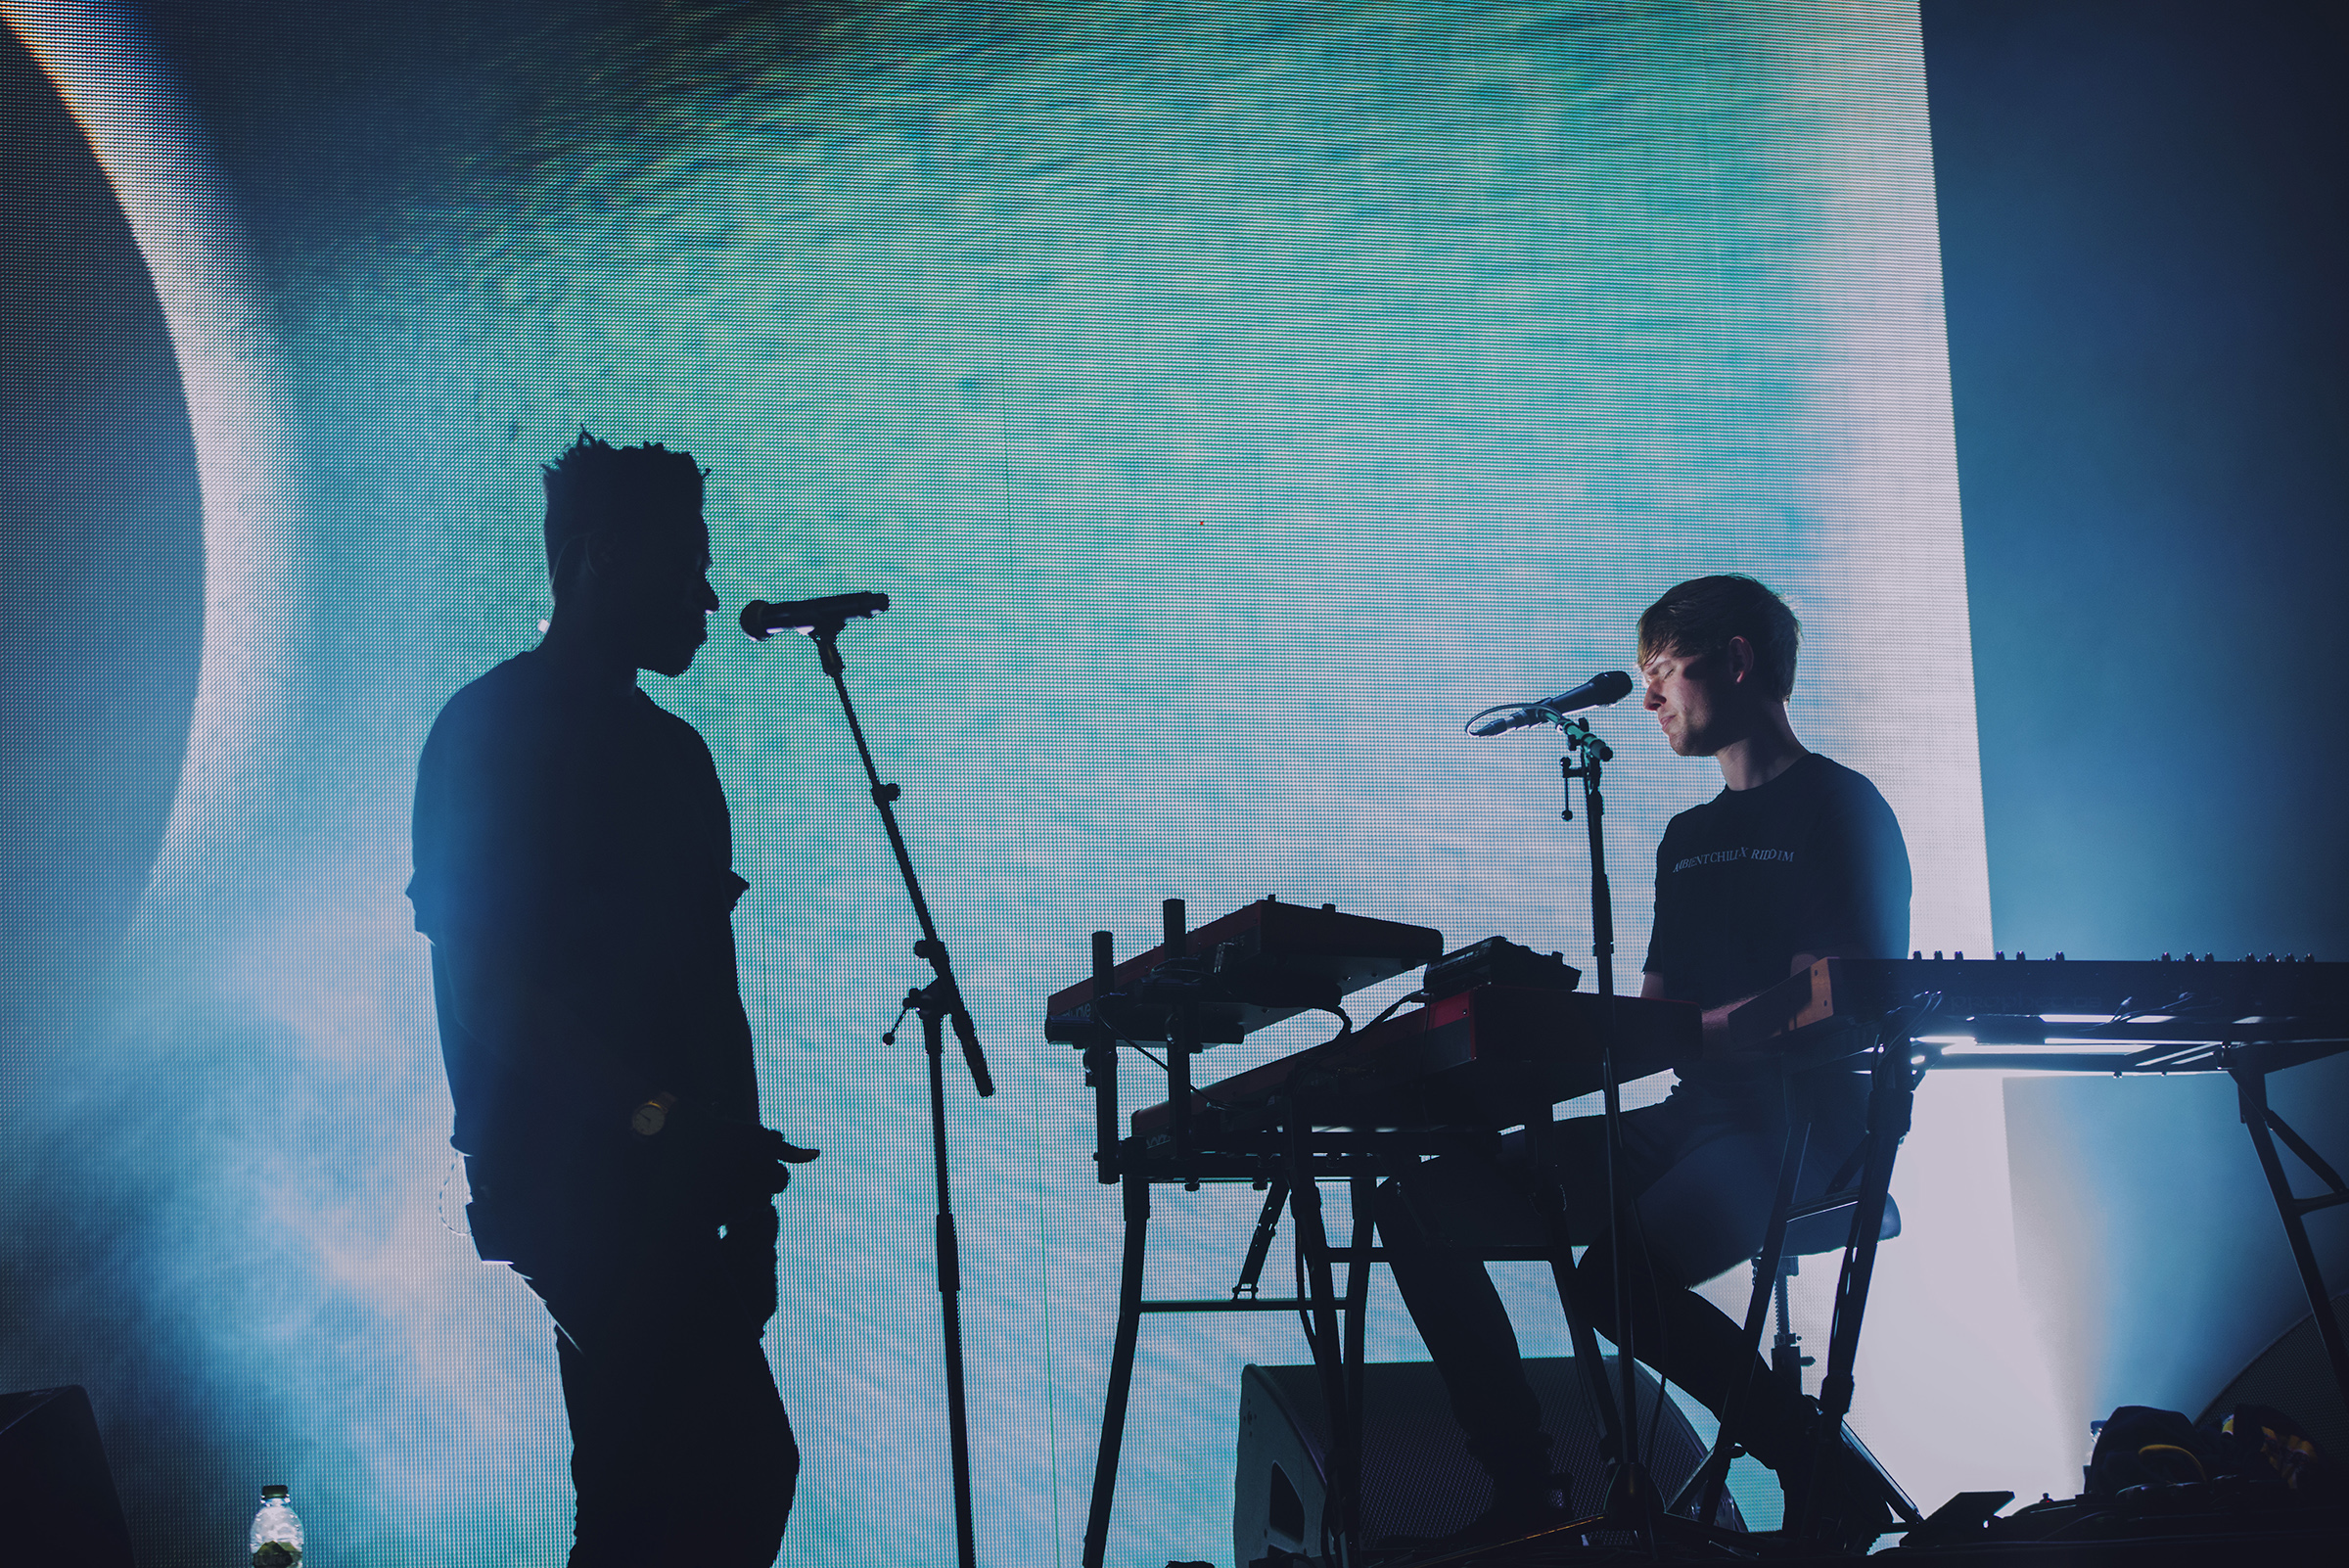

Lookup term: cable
[1888,992,1943,1087]
[1293,1238,1315,1351]
[435,1154,469,1239]
[1358,989,1426,1032]
[1107,1032,1257,1115]
[1087,991,1247,1111]
[1094,992,1375,1116]
[1120,1038,1174,1077]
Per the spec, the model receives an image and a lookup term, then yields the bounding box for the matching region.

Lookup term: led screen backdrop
[3,1,2072,1561]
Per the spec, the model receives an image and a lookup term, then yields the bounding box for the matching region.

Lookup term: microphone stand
[1557,715,1663,1538]
[1467,692,1732,1554]
[776,614,995,1568]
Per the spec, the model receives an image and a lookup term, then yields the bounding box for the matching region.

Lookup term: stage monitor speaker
[1234,1357,1739,1565]
[2196,1291,2349,1464]
[0,1385,135,1567]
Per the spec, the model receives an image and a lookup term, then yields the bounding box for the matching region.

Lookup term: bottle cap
[261,1485,290,1499]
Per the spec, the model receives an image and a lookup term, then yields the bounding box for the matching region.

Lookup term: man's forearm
[1646,951,1822,1056]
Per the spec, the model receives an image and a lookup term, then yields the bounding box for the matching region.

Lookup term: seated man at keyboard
[1377,574,1910,1545]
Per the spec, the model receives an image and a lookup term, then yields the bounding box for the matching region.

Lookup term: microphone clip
[1560,715,1613,763]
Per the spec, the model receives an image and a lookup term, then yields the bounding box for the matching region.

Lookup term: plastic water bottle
[248,1485,303,1567]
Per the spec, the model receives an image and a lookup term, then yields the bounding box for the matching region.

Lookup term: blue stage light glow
[4,2,2079,1562]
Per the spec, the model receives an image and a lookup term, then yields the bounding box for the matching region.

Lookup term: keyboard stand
[2229,1055,2349,1416]
[1079,1084,1734,1566]
[1079,1123,1436,1568]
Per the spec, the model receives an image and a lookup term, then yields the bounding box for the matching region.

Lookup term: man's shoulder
[1789,756,1907,864]
[429,653,542,731]
[1798,753,1889,803]
[419,654,544,761]
[1795,755,1901,821]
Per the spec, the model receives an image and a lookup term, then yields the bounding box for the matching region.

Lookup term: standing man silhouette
[411,434,817,1567]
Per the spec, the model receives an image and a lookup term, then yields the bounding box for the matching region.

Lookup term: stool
[1763,1196,1902,1392]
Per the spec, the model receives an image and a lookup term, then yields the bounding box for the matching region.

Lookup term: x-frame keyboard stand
[1080,1111,1693,1567]
[1932,1028,2349,1421]
[1081,1125,1760,1555]
[1074,938,1663,1567]
[1678,984,2349,1541]
[2231,1054,2349,1411]
[1081,1123,1417,1568]
[1075,919,1424,1568]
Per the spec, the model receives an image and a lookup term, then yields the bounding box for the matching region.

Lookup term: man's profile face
[610,504,717,678]
[1641,643,1740,758]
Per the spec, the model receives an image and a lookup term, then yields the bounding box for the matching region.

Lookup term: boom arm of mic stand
[804,623,996,1098]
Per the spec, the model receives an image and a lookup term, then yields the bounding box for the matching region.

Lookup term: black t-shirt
[1644,753,1910,1092]
[409,650,759,1172]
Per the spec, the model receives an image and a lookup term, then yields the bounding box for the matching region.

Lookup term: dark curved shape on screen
[0,25,205,1035]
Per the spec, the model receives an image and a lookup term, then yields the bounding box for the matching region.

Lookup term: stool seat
[1781,1194,1901,1259]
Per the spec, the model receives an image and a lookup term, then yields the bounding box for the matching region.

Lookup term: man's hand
[1640,970,1748,1054]
[637,1102,815,1331]
[630,1092,820,1199]
[698,1119,820,1198]
[1645,952,1821,1059]
[742,1126,822,1194]
[1699,998,1748,1054]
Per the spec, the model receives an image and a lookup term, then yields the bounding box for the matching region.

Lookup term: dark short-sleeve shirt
[1644,753,1910,1093]
[409,650,758,1170]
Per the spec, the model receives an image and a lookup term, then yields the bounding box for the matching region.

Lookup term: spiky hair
[540,431,708,585]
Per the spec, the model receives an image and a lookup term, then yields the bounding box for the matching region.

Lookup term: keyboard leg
[1288,1129,1358,1557]
[1082,1163,1151,1568]
[2233,1064,2349,1418]
[1344,1175,1374,1446]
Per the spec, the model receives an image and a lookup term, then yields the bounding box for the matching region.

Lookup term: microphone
[1468,669,1635,736]
[740,591,891,640]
